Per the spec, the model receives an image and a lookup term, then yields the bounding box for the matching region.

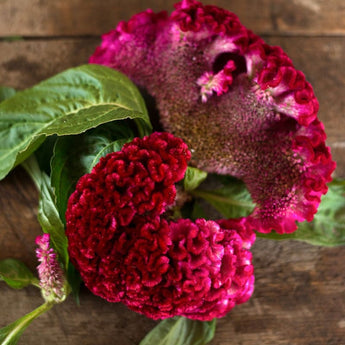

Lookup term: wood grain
[0,39,99,89]
[0,0,344,344]
[0,0,344,37]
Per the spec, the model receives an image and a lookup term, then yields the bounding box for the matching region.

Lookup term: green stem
[190,189,254,208]
[20,155,42,191]
[31,279,41,289]
[1,302,54,345]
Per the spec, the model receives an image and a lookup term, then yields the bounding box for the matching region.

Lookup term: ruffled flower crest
[66,133,255,320]
[90,0,336,234]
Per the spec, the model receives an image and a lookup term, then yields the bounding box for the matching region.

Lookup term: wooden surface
[0,1,344,344]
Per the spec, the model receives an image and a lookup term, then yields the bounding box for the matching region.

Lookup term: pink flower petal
[90,0,336,234]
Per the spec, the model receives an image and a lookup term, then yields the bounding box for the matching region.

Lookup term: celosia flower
[35,234,66,303]
[124,217,254,320]
[66,133,255,320]
[66,132,191,229]
[90,0,336,234]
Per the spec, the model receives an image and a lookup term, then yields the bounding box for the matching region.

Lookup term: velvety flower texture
[66,133,255,320]
[90,0,336,234]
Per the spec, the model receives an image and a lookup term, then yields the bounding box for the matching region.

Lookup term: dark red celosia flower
[66,132,191,229]
[89,0,336,233]
[66,132,255,320]
[66,131,190,287]
[67,213,254,320]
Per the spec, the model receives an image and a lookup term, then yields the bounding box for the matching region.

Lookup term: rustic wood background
[0,0,344,344]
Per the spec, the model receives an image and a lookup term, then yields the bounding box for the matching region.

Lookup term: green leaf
[34,135,58,175]
[67,264,82,305]
[0,302,53,345]
[191,176,255,219]
[258,179,345,246]
[139,317,216,345]
[51,122,134,223]
[191,201,208,220]
[0,64,152,180]
[184,167,208,192]
[21,156,68,268]
[0,259,39,289]
[0,87,16,102]
[37,173,69,266]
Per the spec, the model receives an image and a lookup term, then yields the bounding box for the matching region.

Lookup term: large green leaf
[0,259,39,289]
[258,179,345,246]
[51,122,134,223]
[139,317,216,345]
[191,176,255,219]
[0,64,151,180]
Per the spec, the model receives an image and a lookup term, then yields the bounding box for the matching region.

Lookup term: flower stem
[0,302,54,345]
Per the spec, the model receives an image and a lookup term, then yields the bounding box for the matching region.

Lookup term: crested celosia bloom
[123,217,254,320]
[90,0,336,234]
[35,234,66,303]
[66,132,191,228]
[66,132,255,320]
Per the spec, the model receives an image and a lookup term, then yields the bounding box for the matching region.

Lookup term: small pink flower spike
[36,234,66,303]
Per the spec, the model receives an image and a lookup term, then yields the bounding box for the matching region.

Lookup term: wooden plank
[0,39,99,89]
[0,36,344,176]
[1,169,344,344]
[0,0,344,343]
[0,0,344,37]
[0,169,39,271]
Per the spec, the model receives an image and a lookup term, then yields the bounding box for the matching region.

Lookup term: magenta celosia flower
[66,132,255,320]
[89,0,336,234]
[35,234,66,302]
[124,217,254,320]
